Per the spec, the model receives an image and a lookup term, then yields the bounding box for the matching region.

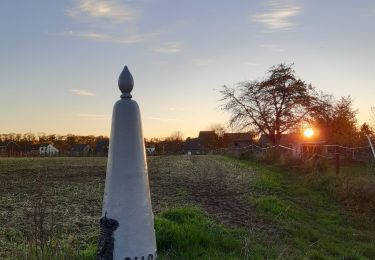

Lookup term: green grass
[222,155,375,259]
[77,207,276,260]
[156,207,244,259]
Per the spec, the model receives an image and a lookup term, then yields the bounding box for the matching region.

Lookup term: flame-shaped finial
[118,66,134,98]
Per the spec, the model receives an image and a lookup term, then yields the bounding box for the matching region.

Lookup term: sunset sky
[1,0,374,139]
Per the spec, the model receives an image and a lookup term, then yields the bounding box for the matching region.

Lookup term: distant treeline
[0,133,109,153]
[0,131,251,156]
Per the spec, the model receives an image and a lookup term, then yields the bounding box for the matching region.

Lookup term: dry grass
[0,157,106,258]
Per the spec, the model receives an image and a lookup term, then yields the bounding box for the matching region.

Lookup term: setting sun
[303,128,314,138]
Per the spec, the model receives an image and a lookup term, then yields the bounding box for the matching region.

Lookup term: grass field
[1,155,375,259]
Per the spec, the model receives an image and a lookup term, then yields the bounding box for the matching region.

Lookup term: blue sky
[1,0,374,138]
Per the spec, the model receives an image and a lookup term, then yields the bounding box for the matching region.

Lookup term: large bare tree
[220,64,319,145]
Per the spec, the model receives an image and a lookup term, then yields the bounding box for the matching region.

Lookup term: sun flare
[303,128,314,138]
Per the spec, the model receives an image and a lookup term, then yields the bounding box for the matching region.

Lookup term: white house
[145,146,155,155]
[39,143,59,156]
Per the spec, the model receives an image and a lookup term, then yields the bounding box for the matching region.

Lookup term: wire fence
[214,143,375,164]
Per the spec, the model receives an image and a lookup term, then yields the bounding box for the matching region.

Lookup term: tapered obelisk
[98,66,156,260]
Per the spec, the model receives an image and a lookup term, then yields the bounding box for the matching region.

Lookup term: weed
[20,173,78,259]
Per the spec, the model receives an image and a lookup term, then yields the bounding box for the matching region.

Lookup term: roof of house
[198,131,217,143]
[0,141,21,147]
[279,133,300,145]
[39,143,51,147]
[95,140,109,151]
[24,144,40,151]
[71,144,90,152]
[184,138,201,151]
[198,131,216,138]
[224,133,252,142]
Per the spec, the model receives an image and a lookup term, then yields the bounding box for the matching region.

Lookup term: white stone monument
[98,66,156,260]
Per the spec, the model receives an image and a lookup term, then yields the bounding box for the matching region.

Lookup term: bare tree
[220,64,319,145]
[23,132,37,143]
[168,131,184,142]
[37,132,47,143]
[209,123,226,138]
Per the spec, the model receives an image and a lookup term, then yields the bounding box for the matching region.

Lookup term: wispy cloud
[148,117,179,122]
[66,0,138,23]
[153,42,183,54]
[63,0,150,45]
[60,31,148,44]
[69,89,96,96]
[78,113,108,120]
[260,44,286,52]
[252,0,301,31]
